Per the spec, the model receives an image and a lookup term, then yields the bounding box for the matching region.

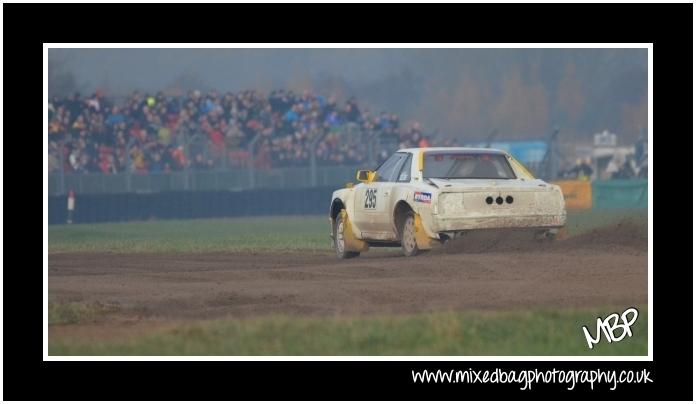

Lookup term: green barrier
[592,179,648,209]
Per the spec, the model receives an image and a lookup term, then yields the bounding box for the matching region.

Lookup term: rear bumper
[430,213,566,233]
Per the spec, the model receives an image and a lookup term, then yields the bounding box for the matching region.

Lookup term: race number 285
[364,188,377,209]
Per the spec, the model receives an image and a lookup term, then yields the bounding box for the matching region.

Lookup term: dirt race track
[49,222,648,340]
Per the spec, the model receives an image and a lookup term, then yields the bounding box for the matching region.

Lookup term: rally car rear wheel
[534,229,557,242]
[400,214,420,257]
[334,214,360,259]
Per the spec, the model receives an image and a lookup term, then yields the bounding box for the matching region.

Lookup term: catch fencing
[48,121,377,196]
[48,165,361,195]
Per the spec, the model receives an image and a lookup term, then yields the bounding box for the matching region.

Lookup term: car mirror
[356,170,375,183]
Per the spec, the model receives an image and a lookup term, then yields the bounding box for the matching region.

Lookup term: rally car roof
[397,147,508,155]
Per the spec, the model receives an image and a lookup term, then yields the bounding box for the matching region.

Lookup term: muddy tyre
[534,229,557,242]
[334,214,360,259]
[400,213,421,257]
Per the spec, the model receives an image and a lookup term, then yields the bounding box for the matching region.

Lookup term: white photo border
[43,43,653,362]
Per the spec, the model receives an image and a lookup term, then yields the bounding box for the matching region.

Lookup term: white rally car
[329,147,566,258]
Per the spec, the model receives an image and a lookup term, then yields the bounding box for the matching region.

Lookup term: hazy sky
[49,48,648,141]
[51,48,419,91]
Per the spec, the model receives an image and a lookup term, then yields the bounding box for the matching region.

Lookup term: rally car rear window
[423,152,516,180]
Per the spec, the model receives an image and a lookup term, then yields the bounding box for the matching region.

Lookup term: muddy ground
[49,222,648,340]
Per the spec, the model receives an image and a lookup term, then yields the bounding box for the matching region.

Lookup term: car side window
[374,153,407,183]
[396,154,412,182]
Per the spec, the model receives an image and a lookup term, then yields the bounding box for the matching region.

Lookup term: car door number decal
[364,188,377,209]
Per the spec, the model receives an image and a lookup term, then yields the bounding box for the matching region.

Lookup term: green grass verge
[48,215,329,253]
[49,306,647,356]
[48,210,647,254]
[49,302,117,325]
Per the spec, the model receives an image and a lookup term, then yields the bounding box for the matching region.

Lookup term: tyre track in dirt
[49,222,648,325]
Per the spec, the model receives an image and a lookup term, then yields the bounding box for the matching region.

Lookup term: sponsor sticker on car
[414,191,432,204]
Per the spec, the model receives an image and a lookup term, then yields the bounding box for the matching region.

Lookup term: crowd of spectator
[558,158,594,180]
[603,150,648,180]
[557,136,648,181]
[48,89,433,174]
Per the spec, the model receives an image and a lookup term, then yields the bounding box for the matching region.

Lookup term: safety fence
[553,179,648,210]
[48,121,388,196]
[591,179,648,210]
[49,124,565,197]
[48,186,337,225]
[48,165,361,195]
[49,179,648,224]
